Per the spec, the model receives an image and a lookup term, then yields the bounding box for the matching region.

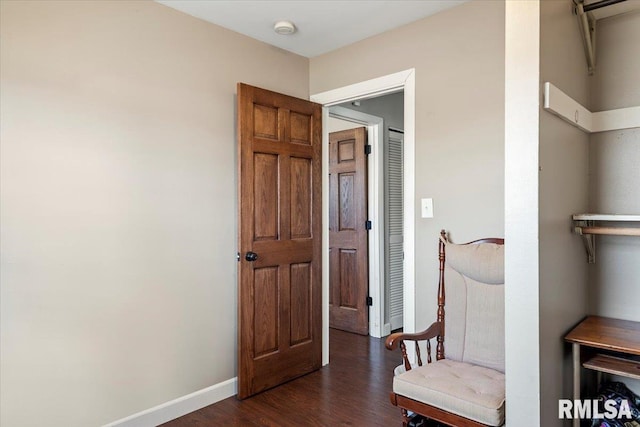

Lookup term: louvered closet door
[387,129,404,331]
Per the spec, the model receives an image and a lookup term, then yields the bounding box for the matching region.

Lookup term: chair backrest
[437,230,505,373]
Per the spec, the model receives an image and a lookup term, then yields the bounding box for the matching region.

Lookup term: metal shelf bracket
[574,220,596,263]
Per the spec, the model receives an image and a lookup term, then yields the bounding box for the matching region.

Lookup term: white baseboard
[103,377,237,427]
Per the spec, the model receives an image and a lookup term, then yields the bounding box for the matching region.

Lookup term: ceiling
[155,0,468,58]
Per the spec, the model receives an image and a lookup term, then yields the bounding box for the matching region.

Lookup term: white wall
[310,0,505,334]
[538,1,591,424]
[0,1,309,426]
[339,92,405,130]
[504,2,542,424]
[588,10,640,394]
[327,117,360,133]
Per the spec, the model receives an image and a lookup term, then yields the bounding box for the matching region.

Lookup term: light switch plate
[421,198,434,218]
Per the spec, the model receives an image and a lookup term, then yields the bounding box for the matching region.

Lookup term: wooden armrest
[385,321,442,351]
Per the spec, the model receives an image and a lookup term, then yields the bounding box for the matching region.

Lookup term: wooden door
[237,83,322,399]
[329,128,369,335]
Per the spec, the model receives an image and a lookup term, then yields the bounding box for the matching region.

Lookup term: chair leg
[402,410,430,427]
[401,408,410,427]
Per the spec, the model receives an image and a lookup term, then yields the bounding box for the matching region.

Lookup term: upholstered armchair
[385,230,505,427]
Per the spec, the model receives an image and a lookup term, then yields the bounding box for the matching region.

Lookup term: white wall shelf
[572,213,640,263]
[543,82,640,133]
[573,214,640,222]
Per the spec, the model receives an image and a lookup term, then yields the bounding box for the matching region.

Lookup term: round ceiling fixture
[274,21,296,35]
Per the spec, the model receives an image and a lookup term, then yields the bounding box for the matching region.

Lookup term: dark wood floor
[161,329,404,426]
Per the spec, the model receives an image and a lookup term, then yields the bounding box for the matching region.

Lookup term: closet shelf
[543,82,640,133]
[573,214,640,221]
[572,214,640,263]
[583,354,640,380]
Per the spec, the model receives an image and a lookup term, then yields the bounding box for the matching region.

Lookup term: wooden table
[565,316,640,426]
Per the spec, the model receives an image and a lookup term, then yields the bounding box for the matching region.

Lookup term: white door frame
[328,106,386,338]
[311,69,416,365]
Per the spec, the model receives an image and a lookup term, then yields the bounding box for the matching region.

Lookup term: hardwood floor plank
[161,329,403,426]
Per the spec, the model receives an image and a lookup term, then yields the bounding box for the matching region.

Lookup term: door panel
[339,173,356,230]
[253,153,279,240]
[237,83,322,399]
[339,249,357,307]
[290,112,312,144]
[290,262,311,345]
[329,127,369,335]
[387,129,404,330]
[253,267,279,357]
[290,157,312,238]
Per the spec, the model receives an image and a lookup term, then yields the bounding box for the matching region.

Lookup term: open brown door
[237,83,322,399]
[329,128,369,335]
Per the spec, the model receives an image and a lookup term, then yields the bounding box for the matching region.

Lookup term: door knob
[245,251,258,262]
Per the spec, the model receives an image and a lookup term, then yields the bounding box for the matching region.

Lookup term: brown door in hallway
[237,83,322,399]
[329,127,369,335]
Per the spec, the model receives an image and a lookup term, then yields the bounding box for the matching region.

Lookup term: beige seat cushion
[393,359,505,426]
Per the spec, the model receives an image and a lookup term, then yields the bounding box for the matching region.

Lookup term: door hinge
[366,296,373,306]
[364,144,372,155]
[365,220,372,230]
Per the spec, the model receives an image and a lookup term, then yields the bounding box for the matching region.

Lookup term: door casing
[311,69,416,365]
